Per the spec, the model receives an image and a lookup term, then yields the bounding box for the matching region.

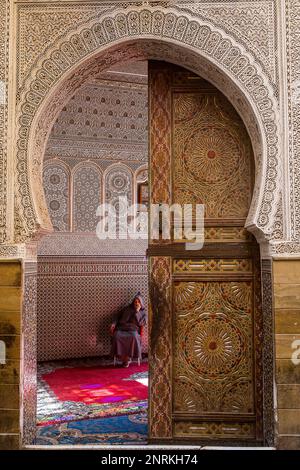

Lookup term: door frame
[16,5,279,448]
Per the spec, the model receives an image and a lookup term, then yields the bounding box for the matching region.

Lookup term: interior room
[35,60,149,445]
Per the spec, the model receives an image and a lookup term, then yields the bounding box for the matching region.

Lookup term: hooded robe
[111,292,146,359]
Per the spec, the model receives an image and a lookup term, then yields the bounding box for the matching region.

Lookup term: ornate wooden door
[148,61,263,444]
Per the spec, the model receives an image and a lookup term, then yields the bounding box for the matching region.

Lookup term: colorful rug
[36,413,148,445]
[37,358,148,427]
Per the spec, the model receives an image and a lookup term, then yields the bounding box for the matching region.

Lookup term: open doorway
[35,60,149,445]
[32,55,270,446]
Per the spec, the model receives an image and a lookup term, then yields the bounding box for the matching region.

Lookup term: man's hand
[110,324,116,335]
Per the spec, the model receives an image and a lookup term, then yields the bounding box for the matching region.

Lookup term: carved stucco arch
[15,6,280,243]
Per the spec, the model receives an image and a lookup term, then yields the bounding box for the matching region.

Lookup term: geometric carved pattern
[252,251,264,441]
[204,226,253,242]
[104,164,132,208]
[188,2,276,82]
[173,258,252,274]
[37,233,148,257]
[43,160,144,232]
[136,166,148,183]
[17,3,276,89]
[43,73,147,232]
[272,192,284,240]
[37,257,148,361]
[149,63,171,206]
[0,0,8,243]
[174,420,255,439]
[173,88,253,219]
[149,256,172,439]
[22,264,37,445]
[261,259,275,446]
[72,164,101,232]
[18,6,103,86]
[43,163,70,232]
[149,61,264,443]
[46,80,148,162]
[173,281,253,414]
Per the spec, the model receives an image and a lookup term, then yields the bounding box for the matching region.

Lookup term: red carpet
[42,363,148,405]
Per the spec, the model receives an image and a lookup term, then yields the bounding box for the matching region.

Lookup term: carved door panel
[148,61,263,444]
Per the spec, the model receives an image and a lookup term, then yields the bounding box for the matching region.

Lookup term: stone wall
[0,261,21,449]
[274,260,300,449]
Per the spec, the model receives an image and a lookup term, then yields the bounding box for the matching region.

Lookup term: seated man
[110,292,146,368]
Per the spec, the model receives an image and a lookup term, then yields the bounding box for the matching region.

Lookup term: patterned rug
[36,413,148,445]
[37,358,148,427]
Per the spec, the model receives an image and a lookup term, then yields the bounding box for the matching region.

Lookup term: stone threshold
[25,445,275,450]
